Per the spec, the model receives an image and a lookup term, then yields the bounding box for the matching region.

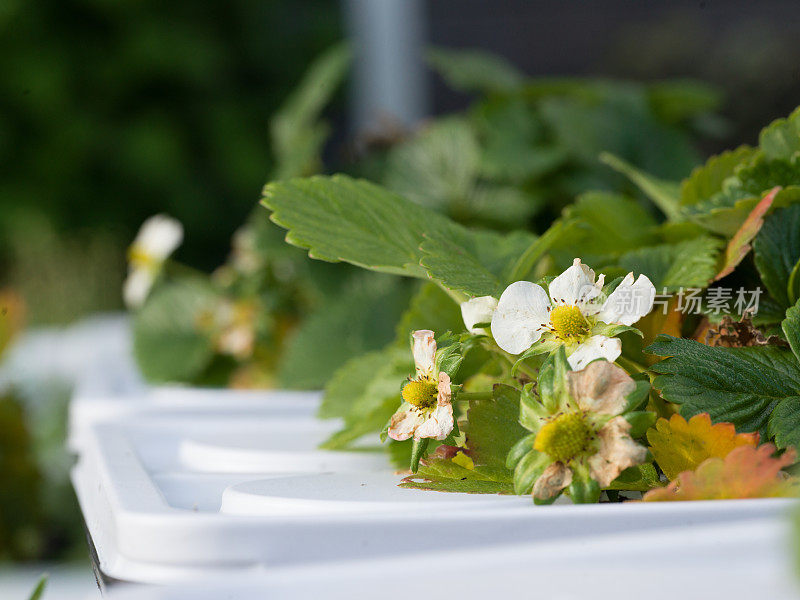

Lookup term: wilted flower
[388,330,454,441]
[491,258,655,370]
[509,351,650,504]
[123,215,183,308]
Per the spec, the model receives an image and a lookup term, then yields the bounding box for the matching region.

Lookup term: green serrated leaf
[753,205,800,309]
[767,398,800,450]
[132,278,218,383]
[604,463,661,492]
[318,350,392,420]
[615,236,724,292]
[320,345,412,449]
[647,335,800,444]
[466,384,528,468]
[262,175,445,276]
[788,258,800,307]
[384,117,480,213]
[426,47,524,94]
[420,228,535,297]
[394,283,463,341]
[680,145,755,207]
[759,105,800,161]
[400,459,514,494]
[555,192,658,264]
[262,175,534,297]
[279,275,411,389]
[783,299,800,364]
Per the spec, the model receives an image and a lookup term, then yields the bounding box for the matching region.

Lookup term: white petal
[460,296,498,334]
[123,268,155,309]
[388,408,426,441]
[588,416,648,487]
[412,330,437,377]
[491,281,551,355]
[532,462,573,501]
[566,335,621,371]
[568,359,635,415]
[548,258,600,307]
[134,214,184,260]
[414,402,454,440]
[596,273,656,326]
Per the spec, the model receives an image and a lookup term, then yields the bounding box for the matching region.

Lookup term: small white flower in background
[388,330,454,442]
[123,214,183,308]
[490,258,655,369]
[460,295,498,334]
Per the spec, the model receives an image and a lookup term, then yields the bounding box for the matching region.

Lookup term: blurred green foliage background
[0,0,342,324]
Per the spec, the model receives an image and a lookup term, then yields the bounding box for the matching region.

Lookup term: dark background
[1,0,799,324]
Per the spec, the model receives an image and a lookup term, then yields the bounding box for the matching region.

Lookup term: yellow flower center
[534,412,593,463]
[402,379,438,410]
[549,305,590,340]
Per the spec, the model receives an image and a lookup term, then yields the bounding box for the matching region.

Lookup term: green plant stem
[616,356,647,376]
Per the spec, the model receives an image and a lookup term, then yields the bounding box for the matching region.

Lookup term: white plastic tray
[72,402,797,584]
[99,517,800,599]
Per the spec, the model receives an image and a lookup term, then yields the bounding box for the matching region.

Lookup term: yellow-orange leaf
[647,413,759,481]
[643,444,798,502]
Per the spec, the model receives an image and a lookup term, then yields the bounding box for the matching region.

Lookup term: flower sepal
[590,322,644,339]
[410,437,429,473]
[623,411,657,438]
[506,432,537,470]
[535,348,572,414]
[511,338,562,376]
[513,450,551,495]
[567,464,601,504]
[518,384,550,432]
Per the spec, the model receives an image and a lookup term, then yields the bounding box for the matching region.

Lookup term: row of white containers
[32,315,800,599]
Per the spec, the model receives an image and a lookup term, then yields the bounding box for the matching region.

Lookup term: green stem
[615,356,647,376]
[507,219,567,282]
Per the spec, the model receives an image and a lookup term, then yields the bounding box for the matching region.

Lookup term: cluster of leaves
[133,46,720,390]
[131,45,410,389]
[381,49,718,232]
[260,102,800,502]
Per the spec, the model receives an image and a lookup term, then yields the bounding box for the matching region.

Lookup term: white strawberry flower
[460,295,498,334]
[490,258,655,369]
[123,214,183,308]
[388,330,454,442]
